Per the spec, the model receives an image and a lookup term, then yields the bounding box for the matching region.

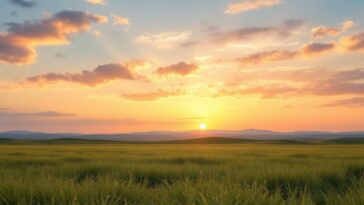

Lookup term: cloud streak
[311,20,355,39]
[25,63,142,86]
[8,0,36,8]
[225,0,281,14]
[213,68,364,99]
[136,32,192,49]
[120,89,184,101]
[231,42,336,66]
[211,20,305,44]
[320,97,364,108]
[0,110,76,118]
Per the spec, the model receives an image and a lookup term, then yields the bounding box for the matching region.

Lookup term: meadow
[0,141,364,205]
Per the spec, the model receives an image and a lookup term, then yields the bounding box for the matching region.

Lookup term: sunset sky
[1,0,364,133]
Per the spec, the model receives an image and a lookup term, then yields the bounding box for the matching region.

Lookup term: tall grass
[0,144,363,204]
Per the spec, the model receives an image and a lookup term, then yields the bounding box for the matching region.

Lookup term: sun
[199,123,207,130]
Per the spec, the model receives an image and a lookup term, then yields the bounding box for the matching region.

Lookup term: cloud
[93,30,102,37]
[85,0,105,5]
[0,10,107,65]
[156,62,198,76]
[311,27,341,39]
[136,32,192,49]
[235,50,299,65]
[212,20,305,44]
[225,0,281,14]
[341,32,364,51]
[212,68,364,99]
[0,108,11,111]
[8,0,36,8]
[342,20,355,31]
[228,42,335,66]
[301,42,336,56]
[214,85,297,98]
[111,15,130,26]
[320,97,364,108]
[311,20,355,39]
[55,53,66,58]
[0,110,75,118]
[120,89,184,101]
[25,62,143,86]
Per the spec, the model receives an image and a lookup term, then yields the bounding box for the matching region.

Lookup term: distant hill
[1,129,364,142]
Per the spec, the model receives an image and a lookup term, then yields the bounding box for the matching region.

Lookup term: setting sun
[199,123,207,130]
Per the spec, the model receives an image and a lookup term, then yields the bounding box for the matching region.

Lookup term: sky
[1,0,364,133]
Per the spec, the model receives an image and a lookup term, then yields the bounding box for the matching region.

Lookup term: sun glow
[199,123,207,130]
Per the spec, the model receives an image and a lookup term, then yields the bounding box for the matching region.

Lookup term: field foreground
[1,143,364,205]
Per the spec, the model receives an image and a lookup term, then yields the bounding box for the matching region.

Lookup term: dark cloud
[156,62,198,76]
[0,10,107,65]
[26,63,138,86]
[9,0,36,8]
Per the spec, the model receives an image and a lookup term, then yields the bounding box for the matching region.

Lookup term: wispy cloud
[0,110,76,118]
[341,32,364,51]
[234,50,299,65]
[211,20,305,44]
[225,0,282,14]
[120,89,184,101]
[320,97,364,108]
[8,0,36,8]
[136,32,192,49]
[0,10,107,65]
[311,20,355,39]
[111,15,130,26]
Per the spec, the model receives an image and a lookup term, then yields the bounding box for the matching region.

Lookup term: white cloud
[111,15,130,26]
[135,32,191,49]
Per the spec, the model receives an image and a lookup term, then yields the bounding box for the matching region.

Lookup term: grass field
[1,142,364,204]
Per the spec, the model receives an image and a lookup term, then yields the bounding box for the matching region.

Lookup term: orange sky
[1,0,364,133]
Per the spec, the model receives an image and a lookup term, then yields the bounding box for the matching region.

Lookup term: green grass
[0,143,364,204]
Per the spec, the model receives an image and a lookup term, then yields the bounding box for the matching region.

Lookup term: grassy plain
[0,141,364,204]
